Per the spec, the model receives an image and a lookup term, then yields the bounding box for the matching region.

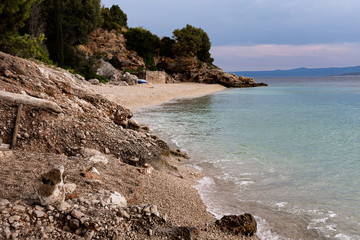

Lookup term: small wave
[334,233,353,240]
[256,217,291,240]
[273,202,288,208]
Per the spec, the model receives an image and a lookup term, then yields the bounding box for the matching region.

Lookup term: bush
[0,33,52,63]
[123,27,160,68]
[101,5,127,31]
[172,24,213,64]
[159,37,175,58]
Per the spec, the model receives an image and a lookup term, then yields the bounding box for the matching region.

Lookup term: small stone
[88,155,108,164]
[13,205,26,212]
[11,232,18,239]
[34,210,46,218]
[64,183,76,195]
[46,205,55,211]
[4,70,13,78]
[57,201,71,211]
[23,132,30,138]
[104,147,110,154]
[119,209,130,219]
[36,220,42,227]
[0,199,10,206]
[44,226,54,233]
[107,192,127,207]
[75,130,86,140]
[143,206,151,213]
[71,210,84,220]
[88,78,100,85]
[69,219,80,230]
[35,205,45,211]
[128,118,141,129]
[8,215,21,223]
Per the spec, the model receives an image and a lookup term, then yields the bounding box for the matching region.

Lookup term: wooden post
[11,104,23,149]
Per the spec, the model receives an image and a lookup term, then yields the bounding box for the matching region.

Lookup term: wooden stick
[0,90,62,113]
[11,104,23,149]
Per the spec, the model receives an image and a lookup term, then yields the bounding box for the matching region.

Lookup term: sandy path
[90,82,226,110]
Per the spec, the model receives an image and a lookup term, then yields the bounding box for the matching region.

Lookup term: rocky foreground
[0,51,259,239]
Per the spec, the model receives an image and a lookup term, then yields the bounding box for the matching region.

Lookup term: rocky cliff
[80,28,267,88]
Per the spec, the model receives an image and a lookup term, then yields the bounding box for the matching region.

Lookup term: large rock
[157,56,267,88]
[215,213,257,236]
[96,59,119,79]
[123,72,138,85]
[34,166,76,206]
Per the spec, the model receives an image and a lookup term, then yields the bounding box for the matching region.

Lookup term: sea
[134,76,360,240]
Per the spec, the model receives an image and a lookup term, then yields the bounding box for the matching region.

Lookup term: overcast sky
[102,0,360,71]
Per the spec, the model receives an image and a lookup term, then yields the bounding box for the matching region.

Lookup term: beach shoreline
[90,82,227,111]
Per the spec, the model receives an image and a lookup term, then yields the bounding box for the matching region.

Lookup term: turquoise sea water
[135,77,360,240]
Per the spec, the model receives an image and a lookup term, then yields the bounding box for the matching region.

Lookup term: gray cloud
[102,0,360,70]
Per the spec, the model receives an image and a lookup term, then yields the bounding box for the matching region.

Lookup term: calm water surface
[135,76,360,240]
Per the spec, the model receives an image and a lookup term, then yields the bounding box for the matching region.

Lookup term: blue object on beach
[138,79,147,84]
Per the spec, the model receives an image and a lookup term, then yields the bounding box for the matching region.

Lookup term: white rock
[64,183,76,195]
[34,166,65,206]
[88,155,108,164]
[0,199,10,206]
[106,191,127,207]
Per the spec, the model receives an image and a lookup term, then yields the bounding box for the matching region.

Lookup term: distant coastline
[232,65,360,77]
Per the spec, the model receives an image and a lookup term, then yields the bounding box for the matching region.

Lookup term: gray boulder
[96,59,118,79]
[123,72,138,85]
[88,78,100,85]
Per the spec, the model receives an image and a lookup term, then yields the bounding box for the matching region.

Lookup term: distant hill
[232,66,360,77]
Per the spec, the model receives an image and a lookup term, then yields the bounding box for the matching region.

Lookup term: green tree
[123,27,160,68]
[101,5,128,31]
[43,0,102,66]
[0,0,35,42]
[0,0,51,62]
[159,37,175,58]
[172,24,213,64]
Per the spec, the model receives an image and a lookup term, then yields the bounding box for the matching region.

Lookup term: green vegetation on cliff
[0,1,214,79]
[101,5,128,31]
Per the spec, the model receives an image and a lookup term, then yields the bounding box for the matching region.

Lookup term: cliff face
[81,28,267,87]
[157,56,267,87]
[78,28,145,70]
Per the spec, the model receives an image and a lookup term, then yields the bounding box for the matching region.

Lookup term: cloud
[211,42,360,71]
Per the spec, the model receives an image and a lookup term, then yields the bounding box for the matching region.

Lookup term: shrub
[123,27,160,69]
[172,24,213,64]
[101,5,127,31]
[0,33,51,63]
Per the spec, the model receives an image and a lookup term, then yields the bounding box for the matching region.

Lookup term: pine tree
[0,0,35,42]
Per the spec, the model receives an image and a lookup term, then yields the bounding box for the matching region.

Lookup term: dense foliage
[0,1,214,78]
[123,27,160,69]
[43,0,102,67]
[0,0,35,41]
[102,5,128,30]
[173,24,213,64]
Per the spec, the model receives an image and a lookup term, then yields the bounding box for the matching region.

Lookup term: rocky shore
[0,51,259,239]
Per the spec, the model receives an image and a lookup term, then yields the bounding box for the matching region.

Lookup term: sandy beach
[90,82,227,110]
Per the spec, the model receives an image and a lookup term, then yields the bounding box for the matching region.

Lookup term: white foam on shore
[255,217,291,240]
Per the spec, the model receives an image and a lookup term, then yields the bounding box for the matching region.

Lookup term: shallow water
[135,76,360,240]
